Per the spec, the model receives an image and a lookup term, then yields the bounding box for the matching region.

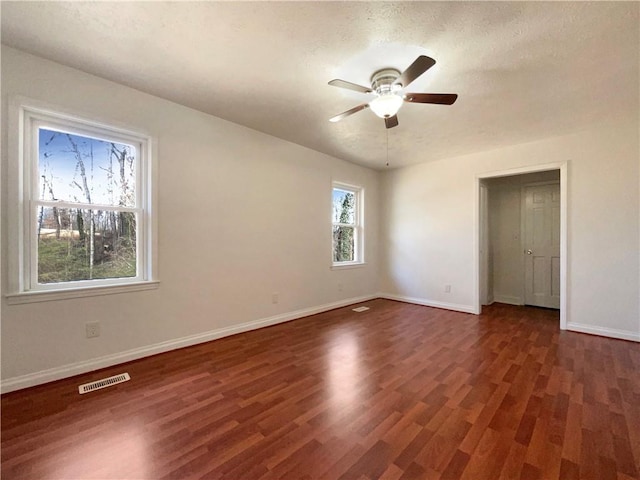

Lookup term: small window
[7,100,157,301]
[332,183,363,265]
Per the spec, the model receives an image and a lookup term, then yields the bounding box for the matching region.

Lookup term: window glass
[332,189,355,224]
[37,207,137,283]
[332,184,362,264]
[38,128,136,207]
[333,225,355,262]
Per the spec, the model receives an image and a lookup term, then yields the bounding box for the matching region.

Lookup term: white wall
[489,185,523,305]
[380,121,640,339]
[1,47,380,390]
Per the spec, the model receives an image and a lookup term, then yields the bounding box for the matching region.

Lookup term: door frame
[479,182,490,306]
[474,162,567,330]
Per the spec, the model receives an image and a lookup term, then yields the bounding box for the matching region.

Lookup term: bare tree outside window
[37,128,137,283]
[332,185,361,263]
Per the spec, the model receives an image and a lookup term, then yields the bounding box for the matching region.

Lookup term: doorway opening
[475,163,567,329]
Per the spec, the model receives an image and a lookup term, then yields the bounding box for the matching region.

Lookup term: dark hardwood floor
[2,299,639,479]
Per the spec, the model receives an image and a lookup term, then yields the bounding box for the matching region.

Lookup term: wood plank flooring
[2,299,639,479]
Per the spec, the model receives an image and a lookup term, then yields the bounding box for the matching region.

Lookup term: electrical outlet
[272,292,279,304]
[86,321,100,338]
[444,285,452,293]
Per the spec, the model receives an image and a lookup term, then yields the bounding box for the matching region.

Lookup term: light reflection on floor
[327,328,363,417]
[47,422,149,479]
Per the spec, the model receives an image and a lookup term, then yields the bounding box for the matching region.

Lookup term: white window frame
[331,182,365,268]
[6,97,158,304]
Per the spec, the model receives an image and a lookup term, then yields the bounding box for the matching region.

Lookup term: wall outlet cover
[85,322,100,338]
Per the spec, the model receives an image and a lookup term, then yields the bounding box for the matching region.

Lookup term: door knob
[526,249,532,255]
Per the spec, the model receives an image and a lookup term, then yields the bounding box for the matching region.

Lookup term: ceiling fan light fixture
[369,94,403,119]
[328,56,456,129]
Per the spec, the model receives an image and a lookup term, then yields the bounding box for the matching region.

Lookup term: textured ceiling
[2,2,638,169]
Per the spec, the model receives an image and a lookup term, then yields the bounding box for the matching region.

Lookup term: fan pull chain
[386,129,389,167]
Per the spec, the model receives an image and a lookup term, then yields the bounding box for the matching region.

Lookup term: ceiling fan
[328,55,458,129]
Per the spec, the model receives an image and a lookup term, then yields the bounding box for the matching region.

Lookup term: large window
[7,100,157,301]
[332,182,363,265]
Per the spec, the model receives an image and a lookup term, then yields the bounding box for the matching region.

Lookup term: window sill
[331,262,367,270]
[5,281,160,305]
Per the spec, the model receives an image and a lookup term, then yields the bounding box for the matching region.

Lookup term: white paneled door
[524,184,561,309]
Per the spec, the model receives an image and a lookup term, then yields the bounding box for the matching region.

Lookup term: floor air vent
[352,306,370,312]
[78,373,130,394]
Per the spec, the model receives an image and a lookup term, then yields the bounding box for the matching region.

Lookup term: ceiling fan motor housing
[371,68,402,94]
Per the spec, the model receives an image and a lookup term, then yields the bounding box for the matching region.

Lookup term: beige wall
[380,121,640,338]
[1,47,380,389]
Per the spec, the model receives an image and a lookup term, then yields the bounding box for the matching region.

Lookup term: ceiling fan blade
[328,79,373,94]
[384,115,399,129]
[394,55,436,88]
[404,93,458,105]
[329,103,370,122]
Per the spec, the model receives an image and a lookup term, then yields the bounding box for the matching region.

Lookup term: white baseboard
[566,322,640,342]
[377,292,478,314]
[492,294,523,306]
[0,294,376,394]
